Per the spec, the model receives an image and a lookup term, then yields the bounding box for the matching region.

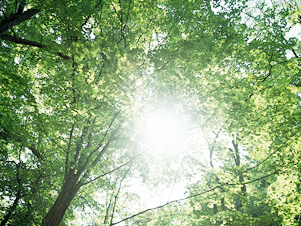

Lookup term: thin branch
[67,119,76,154]
[0,129,43,161]
[110,167,283,225]
[18,46,30,65]
[109,0,122,24]
[36,118,65,152]
[81,0,103,28]
[136,34,143,45]
[292,49,299,58]
[209,128,222,168]
[245,53,274,102]
[104,193,113,225]
[56,52,71,60]
[0,34,71,60]
[242,11,255,19]
[74,123,91,165]
[27,145,43,160]
[125,0,132,25]
[261,56,274,83]
[158,60,171,70]
[91,124,121,169]
[16,0,26,14]
[82,155,138,186]
[110,165,132,225]
[243,127,300,173]
[78,112,121,174]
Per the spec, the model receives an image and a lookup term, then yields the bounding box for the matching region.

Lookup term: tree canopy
[0,0,301,225]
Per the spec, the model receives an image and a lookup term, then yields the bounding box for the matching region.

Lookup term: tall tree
[1,0,300,225]
[0,0,243,225]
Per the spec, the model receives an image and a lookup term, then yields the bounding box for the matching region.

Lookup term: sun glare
[146,114,176,142]
[141,110,185,152]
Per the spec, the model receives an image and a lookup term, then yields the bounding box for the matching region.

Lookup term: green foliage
[1,0,301,225]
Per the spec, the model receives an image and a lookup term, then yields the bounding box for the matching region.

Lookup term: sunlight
[145,113,177,144]
[139,109,188,156]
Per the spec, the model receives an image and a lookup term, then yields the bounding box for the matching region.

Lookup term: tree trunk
[232,139,246,211]
[41,172,82,226]
[0,191,22,226]
[210,146,224,224]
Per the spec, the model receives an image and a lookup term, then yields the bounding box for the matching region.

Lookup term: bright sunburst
[139,109,187,155]
[145,113,178,144]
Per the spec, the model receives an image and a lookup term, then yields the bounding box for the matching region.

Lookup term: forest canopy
[0,0,301,225]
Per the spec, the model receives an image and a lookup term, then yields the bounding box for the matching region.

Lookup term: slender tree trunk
[232,139,246,211]
[0,161,24,226]
[0,191,22,226]
[210,146,224,224]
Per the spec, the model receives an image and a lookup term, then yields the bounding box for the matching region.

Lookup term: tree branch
[110,168,283,225]
[75,112,121,177]
[110,165,132,225]
[27,145,43,161]
[90,112,121,167]
[66,120,76,178]
[245,53,273,102]
[0,129,43,161]
[292,49,299,58]
[0,34,71,60]
[0,34,46,47]
[243,127,301,173]
[0,8,41,35]
[81,0,103,28]
[17,0,27,14]
[82,156,136,186]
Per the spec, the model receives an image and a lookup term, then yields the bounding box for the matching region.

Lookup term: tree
[1,0,301,225]
[0,0,240,225]
[107,0,301,225]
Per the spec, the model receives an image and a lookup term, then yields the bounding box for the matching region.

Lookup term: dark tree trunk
[0,161,24,226]
[0,191,22,226]
[41,172,82,226]
[213,203,218,214]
